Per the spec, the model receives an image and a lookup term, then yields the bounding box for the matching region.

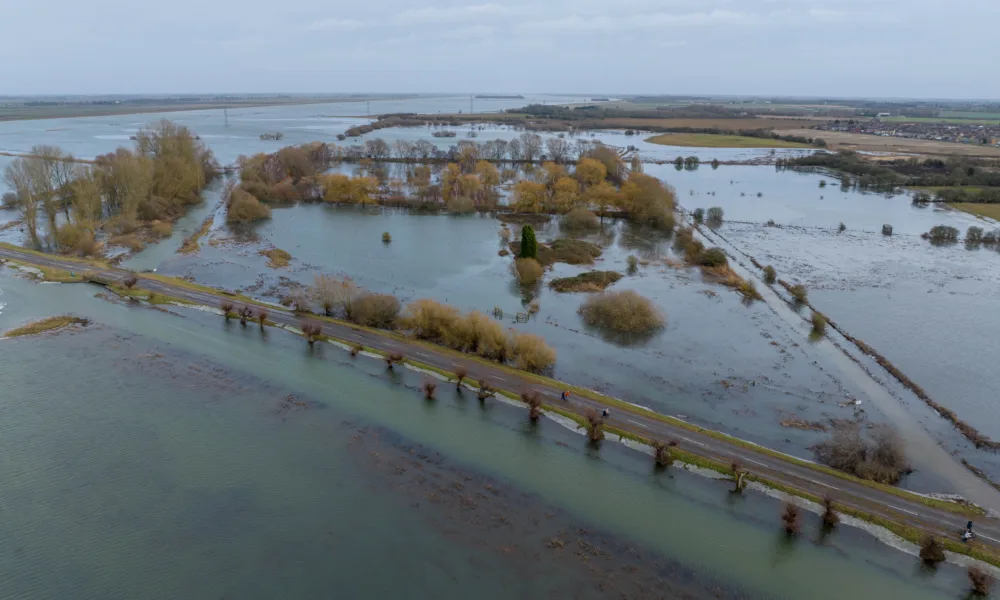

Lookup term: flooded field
[0,271,974,599]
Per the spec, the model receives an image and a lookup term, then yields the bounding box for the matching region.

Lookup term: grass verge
[950,203,1000,221]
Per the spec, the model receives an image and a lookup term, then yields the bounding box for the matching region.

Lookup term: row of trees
[2,120,219,251]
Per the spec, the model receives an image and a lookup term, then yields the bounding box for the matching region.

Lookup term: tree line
[2,120,219,253]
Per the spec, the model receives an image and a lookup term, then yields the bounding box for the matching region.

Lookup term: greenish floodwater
[0,271,972,598]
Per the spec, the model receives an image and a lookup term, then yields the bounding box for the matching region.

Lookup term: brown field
[951,203,1000,221]
[599,117,822,131]
[780,128,1000,158]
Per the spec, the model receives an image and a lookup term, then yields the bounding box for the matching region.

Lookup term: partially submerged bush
[706,206,724,225]
[227,187,271,223]
[513,258,544,285]
[789,284,808,303]
[763,265,777,285]
[967,226,985,244]
[781,503,800,535]
[522,390,543,421]
[813,423,911,484]
[150,221,173,238]
[672,227,704,264]
[626,255,639,275]
[584,409,605,443]
[578,290,665,334]
[382,231,392,244]
[560,207,600,231]
[919,535,946,566]
[811,311,827,335]
[821,496,838,529]
[549,271,622,293]
[925,225,959,242]
[692,208,704,224]
[698,247,728,267]
[969,566,994,596]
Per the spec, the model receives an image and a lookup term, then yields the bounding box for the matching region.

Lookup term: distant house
[876,112,892,118]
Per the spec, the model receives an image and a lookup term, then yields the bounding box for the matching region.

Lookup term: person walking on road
[561,390,570,402]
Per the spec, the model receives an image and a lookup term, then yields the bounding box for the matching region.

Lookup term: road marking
[887,504,918,517]
[806,478,839,490]
[415,352,431,358]
[678,436,706,448]
[627,419,650,429]
[744,458,767,467]
[978,534,1000,544]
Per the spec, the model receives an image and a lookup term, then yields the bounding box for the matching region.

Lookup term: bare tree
[392,139,414,160]
[364,138,390,160]
[313,274,358,317]
[413,139,436,160]
[519,133,543,162]
[482,139,508,161]
[546,137,570,163]
[423,380,437,400]
[781,503,800,535]
[257,309,268,330]
[3,158,41,246]
[521,390,542,421]
[507,138,523,162]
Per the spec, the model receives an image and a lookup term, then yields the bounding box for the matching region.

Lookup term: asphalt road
[3,244,1000,553]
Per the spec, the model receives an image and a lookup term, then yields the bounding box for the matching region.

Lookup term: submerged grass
[951,203,1000,221]
[549,270,623,293]
[3,315,89,338]
[259,247,292,269]
[645,133,811,148]
[178,216,213,254]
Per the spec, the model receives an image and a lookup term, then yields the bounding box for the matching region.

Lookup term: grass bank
[178,216,214,254]
[3,315,89,338]
[645,133,811,148]
[951,203,1000,221]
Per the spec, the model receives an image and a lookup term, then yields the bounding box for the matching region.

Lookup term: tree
[519,133,543,162]
[313,274,359,317]
[440,163,462,203]
[551,177,580,212]
[507,138,523,161]
[585,181,620,220]
[541,162,566,188]
[475,160,500,204]
[457,141,480,172]
[392,139,414,160]
[513,180,548,213]
[413,139,436,159]
[482,139,508,161]
[546,137,570,163]
[520,225,538,259]
[575,157,607,189]
[364,138,390,160]
[3,158,41,246]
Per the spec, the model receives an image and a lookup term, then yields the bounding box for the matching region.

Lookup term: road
[3,243,1000,555]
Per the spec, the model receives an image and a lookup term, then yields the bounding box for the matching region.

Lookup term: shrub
[227,188,271,223]
[382,231,392,244]
[385,352,404,368]
[300,321,323,345]
[348,293,401,328]
[422,380,437,400]
[821,496,838,529]
[549,271,622,293]
[527,301,540,314]
[692,208,705,224]
[672,226,705,264]
[698,247,728,267]
[706,206,724,224]
[548,238,602,265]
[984,230,1000,245]
[789,284,808,303]
[969,566,994,596]
[781,503,800,535]
[509,332,557,373]
[150,221,173,238]
[55,223,98,256]
[446,195,475,214]
[811,311,827,335]
[919,536,945,566]
[763,265,777,284]
[520,225,538,259]
[513,258,544,285]
[454,366,468,387]
[220,301,234,318]
[967,226,985,243]
[123,275,139,289]
[838,222,846,232]
[578,290,665,334]
[813,423,911,484]
[925,225,959,242]
[560,207,600,231]
[109,234,143,252]
[652,440,675,467]
[401,299,462,341]
[584,409,605,443]
[259,248,291,269]
[522,390,543,421]
[626,255,639,275]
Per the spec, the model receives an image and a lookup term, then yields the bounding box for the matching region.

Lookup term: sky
[1,0,998,99]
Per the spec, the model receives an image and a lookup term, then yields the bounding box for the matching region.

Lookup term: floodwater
[655,164,1000,480]
[0,271,973,599]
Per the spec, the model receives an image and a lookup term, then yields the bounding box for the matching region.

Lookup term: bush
[919,536,945,566]
[560,207,600,231]
[349,293,401,328]
[513,258,544,285]
[382,231,392,243]
[789,284,808,303]
[706,206,724,224]
[509,332,557,372]
[227,188,271,223]
[548,238,602,265]
[926,225,959,242]
[698,247,728,267]
[401,299,462,341]
[446,195,475,214]
[109,234,143,252]
[821,496,838,528]
[967,226,985,243]
[520,225,537,259]
[813,423,911,484]
[150,221,173,238]
[692,208,704,224]
[578,290,665,334]
[549,270,622,293]
[781,503,800,535]
[969,566,994,596]
[672,227,705,264]
[838,222,846,232]
[811,311,827,335]
[55,223,98,256]
[763,265,777,284]
[626,255,639,275]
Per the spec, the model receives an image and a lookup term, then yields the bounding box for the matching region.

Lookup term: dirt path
[3,244,1000,558]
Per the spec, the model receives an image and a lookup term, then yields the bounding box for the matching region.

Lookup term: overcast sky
[1,0,997,99]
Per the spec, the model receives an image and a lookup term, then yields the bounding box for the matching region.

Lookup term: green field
[644,132,811,148]
[951,203,1000,221]
[942,110,1000,120]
